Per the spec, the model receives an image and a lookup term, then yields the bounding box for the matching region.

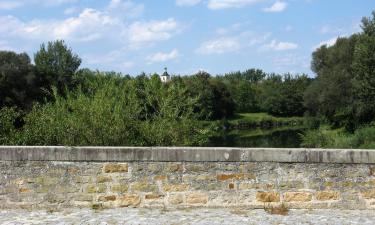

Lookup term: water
[208,127,305,148]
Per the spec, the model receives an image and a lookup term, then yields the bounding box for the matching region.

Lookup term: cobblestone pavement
[0,208,374,225]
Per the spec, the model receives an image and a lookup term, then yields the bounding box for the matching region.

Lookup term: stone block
[168,194,184,205]
[131,182,158,192]
[111,184,128,193]
[185,164,205,172]
[166,163,183,172]
[217,173,255,181]
[98,195,116,201]
[256,192,280,202]
[86,184,106,193]
[97,176,112,183]
[316,191,340,201]
[19,187,31,193]
[284,192,312,202]
[154,175,167,181]
[117,194,141,207]
[145,194,163,200]
[186,192,208,204]
[103,164,128,173]
[370,167,375,176]
[163,184,189,192]
[362,189,375,199]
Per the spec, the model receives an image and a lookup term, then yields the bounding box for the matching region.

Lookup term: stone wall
[0,147,375,210]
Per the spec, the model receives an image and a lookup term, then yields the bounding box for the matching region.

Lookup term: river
[208,127,305,148]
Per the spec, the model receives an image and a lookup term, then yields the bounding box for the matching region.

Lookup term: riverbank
[228,113,305,129]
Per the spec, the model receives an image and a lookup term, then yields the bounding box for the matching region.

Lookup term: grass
[300,125,375,149]
[228,112,305,129]
[228,125,306,138]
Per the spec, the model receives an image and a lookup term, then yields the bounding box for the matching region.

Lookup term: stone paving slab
[0,208,374,225]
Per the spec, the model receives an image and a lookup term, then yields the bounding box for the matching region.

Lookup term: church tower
[160,67,171,83]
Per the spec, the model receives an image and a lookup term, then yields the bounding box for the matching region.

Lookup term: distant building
[160,67,171,83]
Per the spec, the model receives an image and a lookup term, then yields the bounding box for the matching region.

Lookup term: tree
[352,12,375,124]
[0,51,40,110]
[34,40,81,94]
[305,36,357,128]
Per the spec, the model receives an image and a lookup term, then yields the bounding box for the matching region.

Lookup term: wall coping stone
[0,146,374,164]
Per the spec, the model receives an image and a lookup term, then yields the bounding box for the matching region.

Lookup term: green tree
[352,12,375,124]
[34,40,81,95]
[0,51,40,110]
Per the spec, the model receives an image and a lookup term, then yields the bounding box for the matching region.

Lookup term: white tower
[160,67,171,83]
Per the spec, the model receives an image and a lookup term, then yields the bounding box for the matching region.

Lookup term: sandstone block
[86,184,106,193]
[103,164,128,173]
[131,182,158,192]
[97,176,112,183]
[154,175,167,181]
[75,194,93,202]
[256,192,280,202]
[362,189,375,199]
[284,192,312,202]
[117,194,141,207]
[316,191,340,201]
[163,184,189,192]
[98,195,116,201]
[145,194,163,200]
[217,173,255,181]
[166,163,183,172]
[168,194,184,205]
[185,164,205,172]
[186,192,208,204]
[111,184,128,193]
[370,167,375,176]
[19,187,31,193]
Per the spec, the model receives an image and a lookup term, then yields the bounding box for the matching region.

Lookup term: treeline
[302,11,375,148]
[0,41,310,146]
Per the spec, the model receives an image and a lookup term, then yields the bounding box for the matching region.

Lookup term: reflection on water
[208,127,305,148]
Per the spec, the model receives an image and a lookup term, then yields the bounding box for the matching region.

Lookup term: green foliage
[0,51,41,110]
[0,107,19,144]
[13,74,211,146]
[352,33,375,124]
[301,125,375,149]
[184,71,235,120]
[305,10,375,131]
[34,40,82,95]
[261,74,311,117]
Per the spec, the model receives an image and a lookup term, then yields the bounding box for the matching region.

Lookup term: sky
[0,0,374,76]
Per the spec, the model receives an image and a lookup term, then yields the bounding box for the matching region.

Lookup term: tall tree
[352,12,375,124]
[34,40,81,94]
[0,51,39,110]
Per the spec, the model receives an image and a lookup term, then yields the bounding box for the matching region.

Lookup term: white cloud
[263,40,298,51]
[0,8,117,42]
[196,37,240,54]
[0,1,24,10]
[122,61,135,68]
[207,0,264,10]
[127,18,180,47]
[147,49,179,63]
[263,1,287,12]
[108,0,144,18]
[176,0,202,7]
[0,0,77,9]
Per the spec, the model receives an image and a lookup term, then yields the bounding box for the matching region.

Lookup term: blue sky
[0,0,374,76]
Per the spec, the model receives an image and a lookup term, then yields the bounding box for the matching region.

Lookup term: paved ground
[0,208,374,225]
